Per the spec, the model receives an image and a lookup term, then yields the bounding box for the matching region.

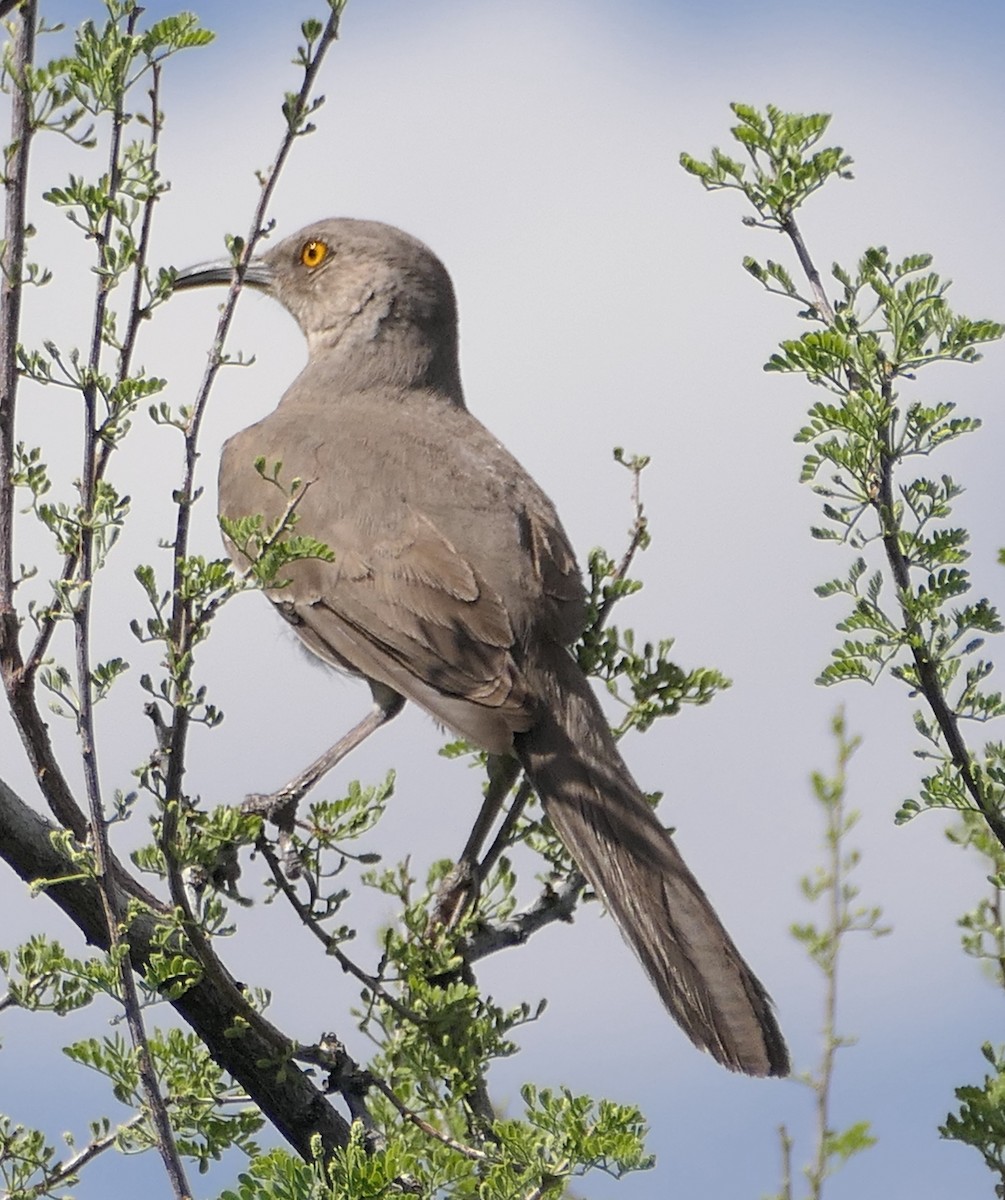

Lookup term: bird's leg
[473,776,533,882]
[431,754,524,928]
[244,684,404,869]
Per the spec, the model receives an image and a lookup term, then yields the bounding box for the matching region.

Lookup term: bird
[172,217,789,1077]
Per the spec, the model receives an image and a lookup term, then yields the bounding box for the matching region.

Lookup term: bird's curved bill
[172,258,273,291]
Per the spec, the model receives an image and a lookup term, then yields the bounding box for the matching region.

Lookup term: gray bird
[174,218,789,1077]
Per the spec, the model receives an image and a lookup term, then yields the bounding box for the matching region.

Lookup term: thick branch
[0,777,352,1161]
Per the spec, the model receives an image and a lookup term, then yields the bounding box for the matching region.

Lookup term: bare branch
[781,215,835,324]
[465,874,584,963]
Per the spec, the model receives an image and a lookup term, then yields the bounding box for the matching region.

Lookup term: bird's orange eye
[300,239,329,268]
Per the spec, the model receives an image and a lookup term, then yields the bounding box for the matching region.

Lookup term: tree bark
[0,777,351,1161]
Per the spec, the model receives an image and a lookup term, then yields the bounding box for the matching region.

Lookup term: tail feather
[513,646,789,1077]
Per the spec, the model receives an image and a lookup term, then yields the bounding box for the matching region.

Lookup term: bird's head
[173,217,462,395]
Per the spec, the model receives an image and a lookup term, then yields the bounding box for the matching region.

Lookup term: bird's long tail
[513,644,789,1077]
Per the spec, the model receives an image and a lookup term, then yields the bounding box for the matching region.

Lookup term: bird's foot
[430,858,480,930]
[243,791,303,878]
[243,788,300,825]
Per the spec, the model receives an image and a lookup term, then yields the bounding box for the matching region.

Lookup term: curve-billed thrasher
[174,218,789,1077]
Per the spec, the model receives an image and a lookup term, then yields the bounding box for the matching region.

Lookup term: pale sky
[3,1,1005,1196]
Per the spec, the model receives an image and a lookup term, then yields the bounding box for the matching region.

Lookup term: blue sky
[3,1,1005,1196]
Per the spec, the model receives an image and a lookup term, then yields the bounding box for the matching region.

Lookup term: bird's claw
[243,792,303,879]
[430,858,480,930]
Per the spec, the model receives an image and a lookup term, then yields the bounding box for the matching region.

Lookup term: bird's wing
[218,403,585,750]
[225,492,538,750]
[286,507,526,701]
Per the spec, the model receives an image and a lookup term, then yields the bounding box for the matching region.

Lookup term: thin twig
[0,0,33,608]
[777,1124,793,1200]
[133,9,354,1158]
[593,461,648,632]
[781,212,1005,852]
[366,1072,489,1162]
[157,0,346,1035]
[22,1112,146,1199]
[992,884,1005,990]
[161,0,344,852]
[119,62,164,374]
[877,435,1005,846]
[296,1035,489,1162]
[25,56,165,679]
[0,1,100,845]
[455,957,497,1134]
[257,835,422,1023]
[807,760,843,1200]
[66,11,190,1193]
[781,215,835,323]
